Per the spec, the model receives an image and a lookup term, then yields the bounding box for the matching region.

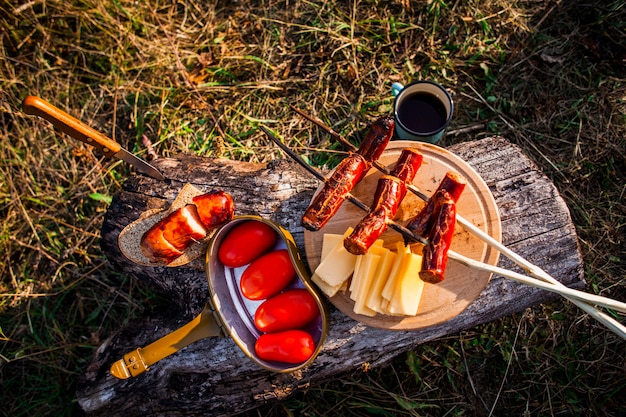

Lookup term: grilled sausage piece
[141,204,207,263]
[344,148,424,255]
[406,171,466,238]
[302,116,394,231]
[419,190,456,283]
[141,191,235,264]
[302,153,370,231]
[356,116,395,162]
[343,175,406,255]
[389,148,424,183]
[192,190,234,229]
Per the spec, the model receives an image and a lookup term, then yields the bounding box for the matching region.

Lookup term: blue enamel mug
[391,81,454,143]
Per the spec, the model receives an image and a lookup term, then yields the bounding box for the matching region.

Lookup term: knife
[22,95,165,181]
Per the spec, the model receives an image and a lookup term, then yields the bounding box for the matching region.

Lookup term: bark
[77,137,584,416]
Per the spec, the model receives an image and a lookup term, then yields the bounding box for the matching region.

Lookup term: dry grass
[1,0,625,416]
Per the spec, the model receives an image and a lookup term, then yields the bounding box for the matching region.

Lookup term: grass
[1,0,625,416]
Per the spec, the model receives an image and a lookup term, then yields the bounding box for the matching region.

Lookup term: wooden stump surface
[77,136,584,416]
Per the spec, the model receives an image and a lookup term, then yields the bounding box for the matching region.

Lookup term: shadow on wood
[76,137,584,416]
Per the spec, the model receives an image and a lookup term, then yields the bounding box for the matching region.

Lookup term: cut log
[77,137,584,416]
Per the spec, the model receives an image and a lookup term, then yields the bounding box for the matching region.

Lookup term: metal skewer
[261,124,626,339]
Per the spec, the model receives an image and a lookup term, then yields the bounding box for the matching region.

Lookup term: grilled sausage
[406,171,466,238]
[302,116,394,231]
[344,148,424,255]
[141,204,207,263]
[192,190,234,229]
[302,153,370,231]
[419,190,456,283]
[140,190,235,264]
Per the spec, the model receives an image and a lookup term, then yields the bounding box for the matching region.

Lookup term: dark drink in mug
[392,81,453,143]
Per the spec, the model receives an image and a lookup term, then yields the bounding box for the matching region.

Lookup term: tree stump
[76,136,584,416]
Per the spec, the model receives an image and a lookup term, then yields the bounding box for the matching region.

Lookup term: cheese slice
[387,252,425,316]
[349,254,364,296]
[381,241,410,302]
[349,243,386,294]
[364,248,396,313]
[354,247,396,316]
[311,273,343,297]
[350,253,380,317]
[350,251,380,301]
[321,233,343,260]
[350,244,386,301]
[313,228,356,287]
[310,232,348,297]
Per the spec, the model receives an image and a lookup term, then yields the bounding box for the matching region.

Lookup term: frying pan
[110,215,330,379]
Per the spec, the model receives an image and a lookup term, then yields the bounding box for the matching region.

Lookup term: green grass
[1,0,625,416]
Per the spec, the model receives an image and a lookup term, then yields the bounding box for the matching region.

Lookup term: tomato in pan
[218,221,277,267]
[254,330,315,364]
[240,249,295,300]
[254,289,319,333]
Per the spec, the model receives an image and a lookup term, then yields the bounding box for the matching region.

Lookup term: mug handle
[391,82,404,97]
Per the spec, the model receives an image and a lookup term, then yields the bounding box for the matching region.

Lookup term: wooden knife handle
[22,95,121,156]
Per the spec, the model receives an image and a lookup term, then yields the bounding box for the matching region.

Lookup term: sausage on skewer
[302,116,395,231]
[406,171,466,238]
[419,189,456,283]
[344,148,424,255]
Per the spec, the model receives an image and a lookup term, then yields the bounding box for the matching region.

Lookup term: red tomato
[254,289,320,333]
[254,330,315,364]
[240,249,295,300]
[218,221,277,267]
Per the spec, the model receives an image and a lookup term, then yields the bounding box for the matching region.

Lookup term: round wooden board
[303,140,502,330]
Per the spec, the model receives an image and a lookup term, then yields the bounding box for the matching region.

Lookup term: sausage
[406,171,466,238]
[343,176,406,254]
[355,116,395,162]
[192,190,234,229]
[302,153,370,231]
[140,190,235,264]
[141,204,207,263]
[389,148,423,181]
[419,190,456,283]
[140,228,184,264]
[343,148,423,255]
[302,116,394,231]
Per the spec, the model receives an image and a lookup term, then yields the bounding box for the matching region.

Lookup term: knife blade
[22,95,165,181]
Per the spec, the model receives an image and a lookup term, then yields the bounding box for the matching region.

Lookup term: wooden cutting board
[304,140,502,330]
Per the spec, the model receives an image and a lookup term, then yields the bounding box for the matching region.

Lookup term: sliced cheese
[311,273,344,297]
[381,241,410,302]
[350,252,380,302]
[364,248,396,314]
[310,233,348,297]
[349,254,365,296]
[354,248,396,316]
[387,252,425,316]
[313,228,356,287]
[321,233,343,260]
[349,243,385,294]
[350,253,380,317]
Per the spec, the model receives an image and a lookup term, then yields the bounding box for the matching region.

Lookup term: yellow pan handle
[110,305,223,379]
